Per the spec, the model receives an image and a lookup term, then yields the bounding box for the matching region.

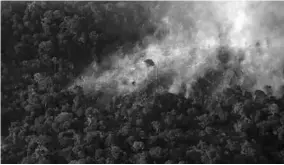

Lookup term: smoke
[71,1,284,98]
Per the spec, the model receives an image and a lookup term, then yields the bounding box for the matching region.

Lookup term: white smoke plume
[71,1,284,98]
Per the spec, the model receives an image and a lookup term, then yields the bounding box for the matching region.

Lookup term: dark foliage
[2,1,284,164]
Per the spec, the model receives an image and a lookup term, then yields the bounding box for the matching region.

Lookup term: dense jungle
[1,1,284,164]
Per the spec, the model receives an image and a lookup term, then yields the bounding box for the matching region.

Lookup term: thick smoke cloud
[71,1,284,98]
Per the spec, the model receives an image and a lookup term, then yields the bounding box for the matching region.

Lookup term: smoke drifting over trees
[2,1,284,164]
[73,1,284,98]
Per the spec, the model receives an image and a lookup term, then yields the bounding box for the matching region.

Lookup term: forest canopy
[1,1,284,164]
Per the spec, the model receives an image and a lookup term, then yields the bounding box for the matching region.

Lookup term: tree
[132,141,144,152]
[149,146,162,159]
